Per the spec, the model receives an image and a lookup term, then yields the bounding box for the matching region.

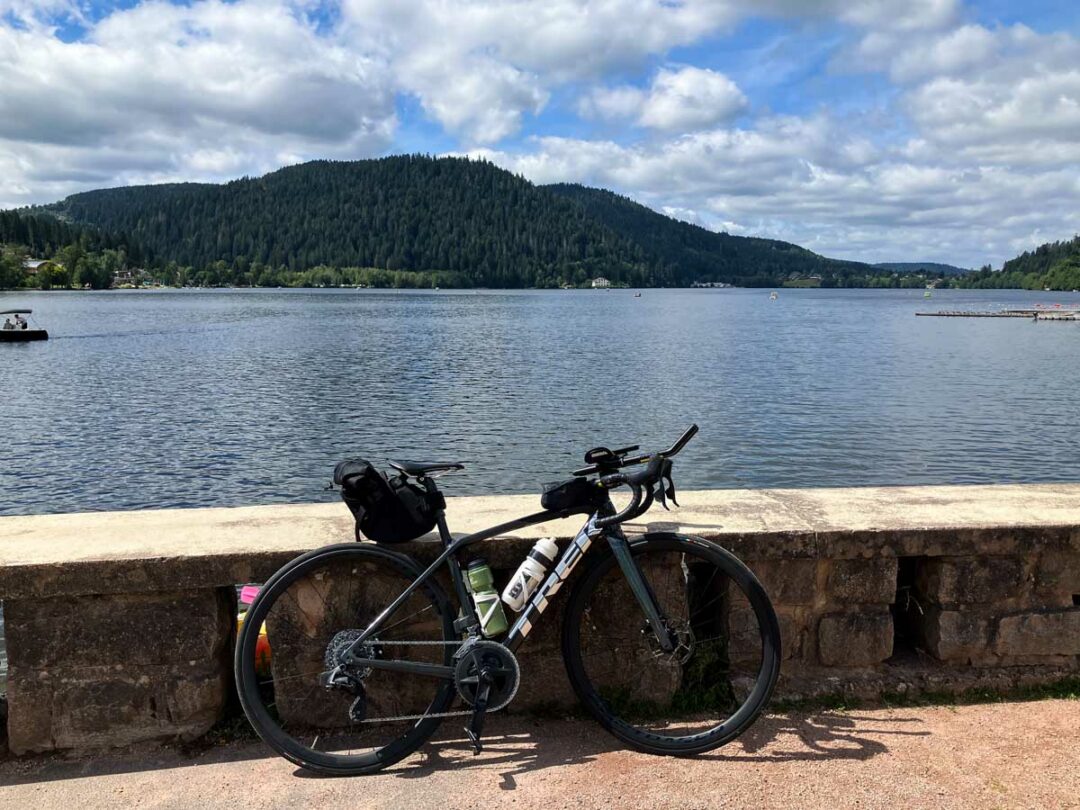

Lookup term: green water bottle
[467,558,509,637]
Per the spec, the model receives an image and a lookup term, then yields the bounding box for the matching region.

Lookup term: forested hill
[956,235,1080,290]
[545,184,869,286]
[36,155,870,288]
[0,210,145,261]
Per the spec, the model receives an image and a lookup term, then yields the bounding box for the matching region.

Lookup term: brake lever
[655,481,669,511]
[664,475,679,507]
[659,459,678,507]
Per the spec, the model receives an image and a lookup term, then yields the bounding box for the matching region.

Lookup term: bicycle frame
[341,481,674,679]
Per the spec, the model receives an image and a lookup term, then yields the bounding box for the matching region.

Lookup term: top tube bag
[333,459,438,543]
[540,477,605,514]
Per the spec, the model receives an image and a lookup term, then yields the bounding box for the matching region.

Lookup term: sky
[1,1,1078,267]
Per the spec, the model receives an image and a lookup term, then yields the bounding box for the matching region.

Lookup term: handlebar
[573,424,698,477]
[662,423,699,457]
[587,426,698,528]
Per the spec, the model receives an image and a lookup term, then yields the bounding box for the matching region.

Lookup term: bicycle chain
[354,638,496,723]
[368,640,463,646]
[359,708,475,723]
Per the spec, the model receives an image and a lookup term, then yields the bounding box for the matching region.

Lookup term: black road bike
[236,426,781,775]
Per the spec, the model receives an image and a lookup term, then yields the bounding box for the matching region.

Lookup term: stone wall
[4,589,234,753]
[743,549,1080,698]
[1,484,1078,754]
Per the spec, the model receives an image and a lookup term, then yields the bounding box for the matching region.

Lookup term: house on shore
[22,259,57,277]
[591,277,610,288]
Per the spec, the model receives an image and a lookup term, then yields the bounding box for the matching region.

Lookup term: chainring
[453,640,520,712]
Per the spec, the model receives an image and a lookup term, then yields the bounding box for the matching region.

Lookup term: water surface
[2,287,1078,517]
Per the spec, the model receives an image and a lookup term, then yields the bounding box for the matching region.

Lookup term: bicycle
[235,425,781,775]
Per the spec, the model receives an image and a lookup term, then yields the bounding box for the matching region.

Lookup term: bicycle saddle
[388,459,465,477]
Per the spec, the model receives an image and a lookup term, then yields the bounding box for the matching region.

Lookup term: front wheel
[561,533,781,755]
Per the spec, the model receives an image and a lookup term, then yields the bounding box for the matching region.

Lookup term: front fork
[604,527,677,653]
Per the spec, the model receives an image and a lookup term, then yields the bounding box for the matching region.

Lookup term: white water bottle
[502,538,559,612]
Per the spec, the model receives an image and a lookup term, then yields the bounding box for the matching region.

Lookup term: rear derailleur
[319,629,379,723]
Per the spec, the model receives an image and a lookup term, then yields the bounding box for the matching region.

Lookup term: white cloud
[0,0,81,28]
[641,67,747,130]
[336,0,782,143]
[471,107,1080,266]
[841,21,1080,167]
[582,67,747,132]
[0,0,396,207]
[839,0,960,32]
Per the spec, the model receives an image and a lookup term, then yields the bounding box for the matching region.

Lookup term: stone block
[774,609,803,661]
[722,605,804,663]
[4,591,231,668]
[6,665,227,754]
[3,588,233,754]
[747,559,817,606]
[1035,552,1080,600]
[826,558,898,605]
[994,608,1080,657]
[919,607,992,663]
[817,610,893,667]
[915,556,1025,606]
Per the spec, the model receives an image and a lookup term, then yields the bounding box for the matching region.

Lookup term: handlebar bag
[541,477,605,514]
[334,459,437,543]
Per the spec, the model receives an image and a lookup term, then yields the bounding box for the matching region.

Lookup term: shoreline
[5,285,1080,294]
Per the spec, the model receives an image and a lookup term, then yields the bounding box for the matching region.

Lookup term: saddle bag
[334,459,438,543]
[541,477,605,514]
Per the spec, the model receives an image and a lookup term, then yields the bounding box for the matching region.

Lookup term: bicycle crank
[454,640,520,754]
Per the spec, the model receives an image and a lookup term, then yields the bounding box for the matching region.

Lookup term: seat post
[420,476,474,622]
[421,477,455,548]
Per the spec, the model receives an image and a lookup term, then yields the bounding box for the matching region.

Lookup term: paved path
[2,702,1078,809]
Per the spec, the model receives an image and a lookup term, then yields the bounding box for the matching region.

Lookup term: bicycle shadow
[381,710,929,789]
[0,710,927,788]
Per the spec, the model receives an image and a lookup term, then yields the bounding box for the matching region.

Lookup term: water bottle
[501,538,559,612]
[466,558,509,637]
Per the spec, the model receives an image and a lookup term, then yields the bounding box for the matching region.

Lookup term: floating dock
[916,309,1080,320]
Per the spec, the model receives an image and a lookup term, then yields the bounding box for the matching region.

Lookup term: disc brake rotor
[644,619,695,665]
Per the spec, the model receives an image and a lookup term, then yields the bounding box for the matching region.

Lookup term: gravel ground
[1,701,1078,810]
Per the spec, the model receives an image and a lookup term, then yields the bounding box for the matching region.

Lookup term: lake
[2,287,1079,518]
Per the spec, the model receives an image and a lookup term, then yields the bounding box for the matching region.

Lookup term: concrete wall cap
[2,483,1080,598]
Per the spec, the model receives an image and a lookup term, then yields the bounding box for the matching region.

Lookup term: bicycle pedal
[463,726,483,755]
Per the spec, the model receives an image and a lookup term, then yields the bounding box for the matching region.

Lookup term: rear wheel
[561,534,781,755]
[235,544,456,775]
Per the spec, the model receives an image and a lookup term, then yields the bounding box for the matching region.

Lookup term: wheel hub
[453,640,520,711]
[324,629,378,678]
[643,619,695,665]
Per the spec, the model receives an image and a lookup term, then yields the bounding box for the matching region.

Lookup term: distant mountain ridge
[30,155,880,288]
[874,261,969,276]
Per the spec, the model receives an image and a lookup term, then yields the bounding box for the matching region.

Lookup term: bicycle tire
[561,533,781,755]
